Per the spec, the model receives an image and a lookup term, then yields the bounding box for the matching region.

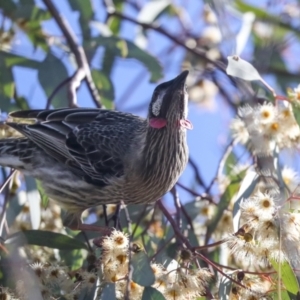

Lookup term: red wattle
[149,118,167,129]
[180,119,193,130]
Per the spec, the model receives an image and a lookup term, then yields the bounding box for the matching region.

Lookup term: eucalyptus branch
[43,0,102,108]
[171,187,182,229]
[188,157,207,189]
[157,199,192,249]
[102,0,227,71]
[206,139,236,193]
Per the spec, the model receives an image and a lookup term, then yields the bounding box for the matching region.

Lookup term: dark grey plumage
[0,71,191,229]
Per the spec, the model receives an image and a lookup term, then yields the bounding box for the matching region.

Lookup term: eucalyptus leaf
[206,168,247,240]
[227,56,262,81]
[69,0,93,38]
[0,55,14,110]
[37,53,69,108]
[6,230,88,250]
[86,37,163,82]
[91,69,114,109]
[142,287,166,300]
[292,103,300,129]
[270,259,300,295]
[36,180,49,208]
[132,250,155,286]
[99,283,116,300]
[60,249,85,270]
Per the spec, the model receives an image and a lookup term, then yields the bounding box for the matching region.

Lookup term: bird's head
[148,71,192,130]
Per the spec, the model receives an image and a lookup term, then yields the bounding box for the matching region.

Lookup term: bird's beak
[160,70,189,117]
[171,70,189,89]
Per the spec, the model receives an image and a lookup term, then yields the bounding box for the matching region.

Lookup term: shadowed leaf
[69,0,93,38]
[206,169,247,240]
[142,287,166,300]
[6,230,88,250]
[99,283,116,300]
[38,53,69,108]
[91,69,114,109]
[132,250,155,286]
[86,37,163,82]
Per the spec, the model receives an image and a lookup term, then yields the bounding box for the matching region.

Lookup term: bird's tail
[0,138,32,169]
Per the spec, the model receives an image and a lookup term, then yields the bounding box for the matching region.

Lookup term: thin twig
[188,157,207,189]
[150,234,175,261]
[171,187,181,229]
[43,0,102,108]
[0,170,15,195]
[176,182,216,205]
[157,200,192,249]
[206,139,236,193]
[180,200,194,231]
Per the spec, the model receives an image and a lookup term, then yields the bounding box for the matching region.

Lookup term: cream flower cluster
[151,262,212,300]
[100,230,212,300]
[100,230,144,299]
[230,102,300,154]
[227,190,300,268]
[15,263,97,300]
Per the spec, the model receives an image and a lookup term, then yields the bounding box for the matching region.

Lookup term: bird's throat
[149,118,193,130]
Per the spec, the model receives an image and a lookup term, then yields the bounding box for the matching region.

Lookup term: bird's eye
[184,84,188,92]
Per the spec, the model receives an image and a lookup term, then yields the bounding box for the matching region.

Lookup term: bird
[0,71,192,231]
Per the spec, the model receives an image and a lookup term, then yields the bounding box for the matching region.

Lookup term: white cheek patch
[152,92,165,116]
[183,92,189,118]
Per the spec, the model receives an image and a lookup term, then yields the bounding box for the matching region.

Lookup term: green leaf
[1,50,40,68]
[234,0,300,37]
[132,250,155,286]
[269,290,291,300]
[2,3,50,51]
[270,259,300,295]
[91,69,114,109]
[0,0,17,14]
[69,0,93,38]
[60,249,84,270]
[14,95,30,110]
[206,169,247,240]
[224,152,237,175]
[142,287,166,300]
[38,53,69,108]
[6,230,88,250]
[99,283,116,300]
[36,180,49,208]
[0,55,14,108]
[107,0,124,35]
[86,37,163,82]
[292,103,300,128]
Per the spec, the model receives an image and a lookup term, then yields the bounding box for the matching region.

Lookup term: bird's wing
[8,108,145,186]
